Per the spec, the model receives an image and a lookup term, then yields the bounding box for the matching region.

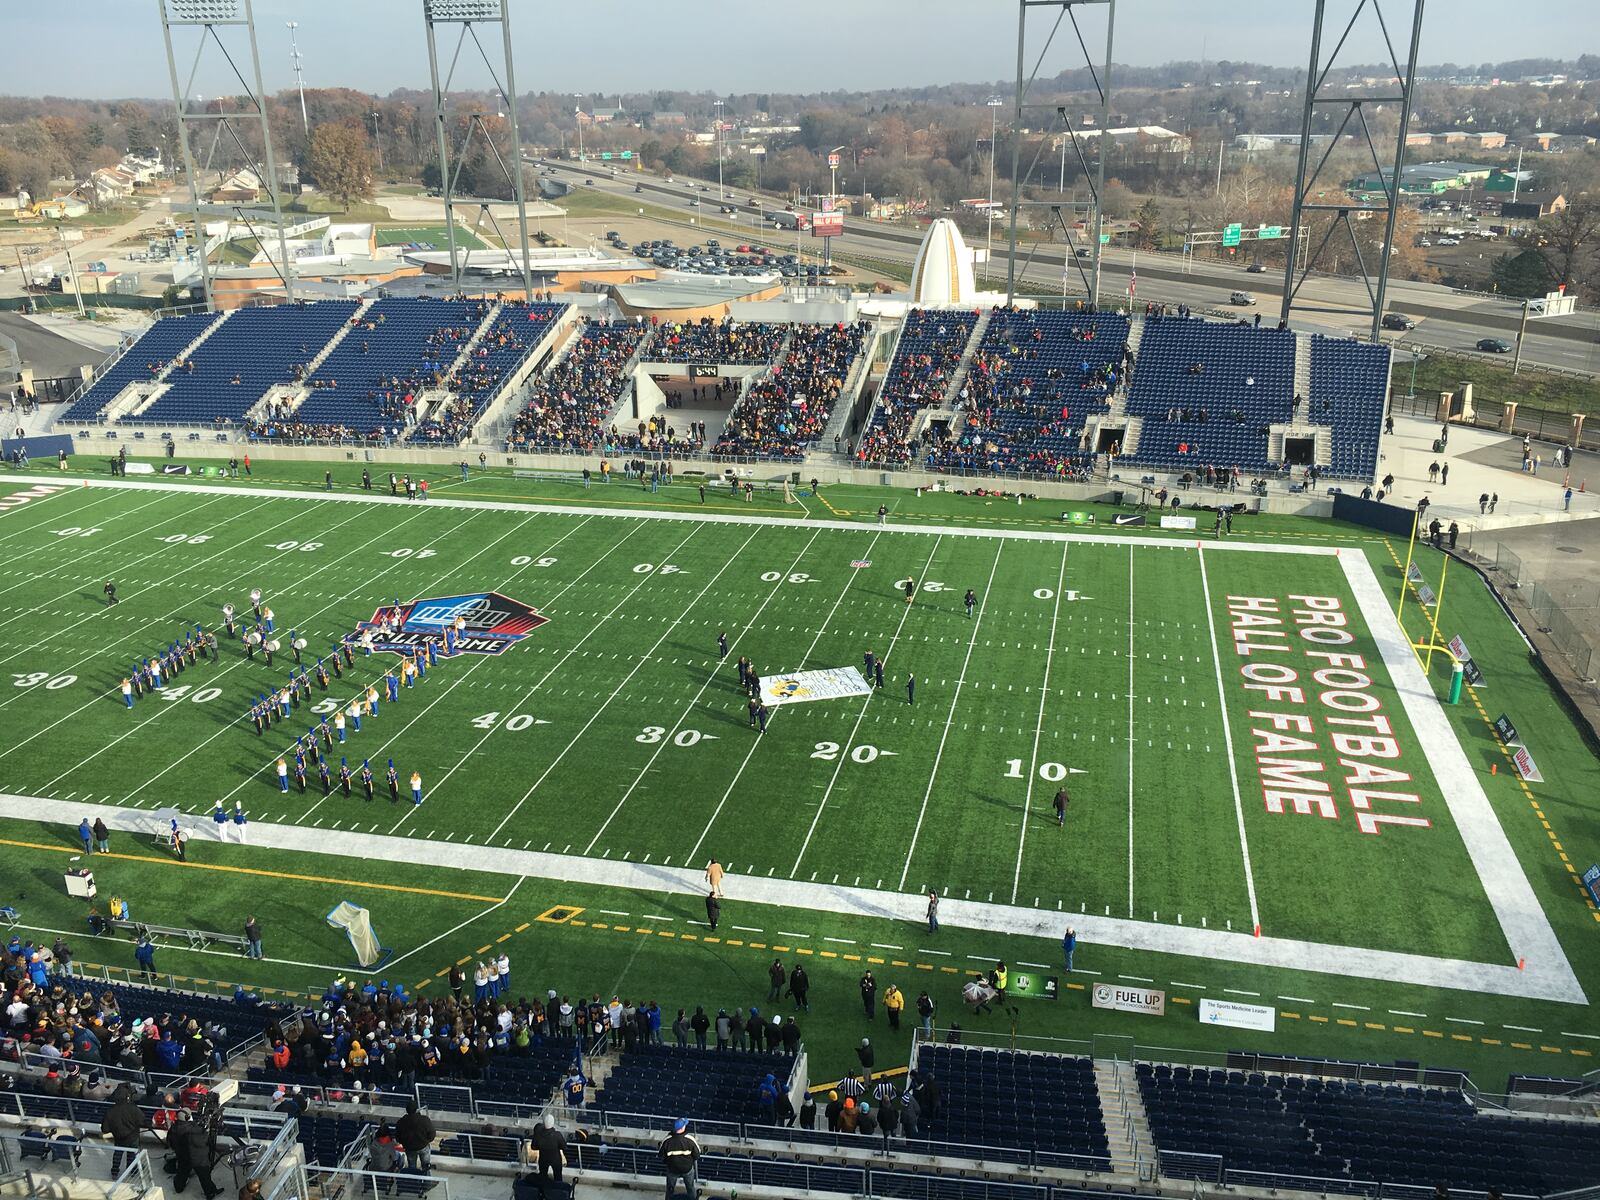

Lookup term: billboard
[811,212,844,238]
[1199,998,1277,1032]
[1091,983,1166,1016]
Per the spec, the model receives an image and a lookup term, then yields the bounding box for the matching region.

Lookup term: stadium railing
[0,1129,156,1199]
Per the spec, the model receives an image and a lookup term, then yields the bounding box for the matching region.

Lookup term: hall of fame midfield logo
[356,591,548,657]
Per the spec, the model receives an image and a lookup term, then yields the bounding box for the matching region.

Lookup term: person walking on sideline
[93,818,109,854]
[244,916,262,960]
[906,672,915,705]
[859,970,877,1019]
[704,858,724,898]
[104,580,118,606]
[767,959,786,1002]
[1063,926,1077,972]
[1053,787,1069,827]
[705,891,720,931]
[926,890,939,934]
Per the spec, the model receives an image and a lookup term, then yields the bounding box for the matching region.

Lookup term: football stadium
[2,3,1600,1199]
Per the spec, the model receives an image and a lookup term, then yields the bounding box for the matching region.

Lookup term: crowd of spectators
[411,304,563,445]
[712,321,869,461]
[856,309,978,465]
[3,942,227,1082]
[609,416,704,457]
[507,321,649,453]
[645,318,786,366]
[923,309,1123,478]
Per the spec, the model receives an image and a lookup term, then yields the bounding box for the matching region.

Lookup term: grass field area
[285,197,394,223]
[0,460,1595,1094]
[1402,345,1597,419]
[375,225,488,251]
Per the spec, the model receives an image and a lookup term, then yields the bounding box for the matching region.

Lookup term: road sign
[620,151,632,159]
[1257,225,1283,240]
[1222,223,1242,247]
[600,152,612,160]
[827,152,841,169]
[1099,233,1110,244]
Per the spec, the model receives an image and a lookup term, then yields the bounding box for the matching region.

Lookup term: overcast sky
[5,1,1592,101]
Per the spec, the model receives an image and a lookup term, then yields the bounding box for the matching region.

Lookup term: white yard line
[0,500,398,764]
[482,523,754,845]
[587,526,825,854]
[1196,545,1262,934]
[388,517,648,817]
[1126,544,1136,919]
[1010,542,1068,904]
[788,532,939,875]
[685,529,901,868]
[897,540,1006,891]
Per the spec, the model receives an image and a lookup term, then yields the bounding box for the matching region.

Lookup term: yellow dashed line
[1393,1026,1415,1035]
[1336,1018,1358,1027]
[1365,1022,1387,1031]
[1512,1042,1534,1050]
[1541,1045,1564,1055]
[725,939,743,946]
[1481,1038,1501,1046]
[1281,1012,1301,1020]
[1423,1030,1444,1038]
[1309,1015,1329,1024]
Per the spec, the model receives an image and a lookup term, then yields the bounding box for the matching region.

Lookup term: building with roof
[1055,125,1191,154]
[1347,161,1497,196]
[605,274,784,323]
[1499,192,1567,220]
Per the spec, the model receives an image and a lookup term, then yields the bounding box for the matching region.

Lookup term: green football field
[0,460,1595,1085]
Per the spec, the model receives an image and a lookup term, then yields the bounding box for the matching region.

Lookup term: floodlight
[168,0,240,20]
[423,0,502,20]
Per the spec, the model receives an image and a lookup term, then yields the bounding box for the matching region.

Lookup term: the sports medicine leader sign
[1092,983,1166,1017]
[1199,997,1277,1033]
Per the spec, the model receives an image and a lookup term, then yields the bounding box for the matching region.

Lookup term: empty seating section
[859,308,978,464]
[293,298,485,435]
[644,317,786,365]
[915,1044,1110,1167]
[62,312,221,422]
[1310,335,1389,479]
[595,1044,795,1125]
[506,320,649,452]
[1123,317,1294,472]
[1138,1062,1600,1192]
[128,301,358,427]
[928,308,1127,477]
[409,302,567,444]
[714,321,870,461]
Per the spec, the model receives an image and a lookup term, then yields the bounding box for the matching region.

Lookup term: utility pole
[985,96,1004,285]
[1511,144,1523,202]
[370,109,382,169]
[574,95,585,162]
[286,22,308,135]
[713,99,725,199]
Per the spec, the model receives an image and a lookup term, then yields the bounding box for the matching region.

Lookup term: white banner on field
[760,666,872,707]
[1199,997,1277,1032]
[1160,515,1197,530]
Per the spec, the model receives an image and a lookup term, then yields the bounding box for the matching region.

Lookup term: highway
[538,158,1600,376]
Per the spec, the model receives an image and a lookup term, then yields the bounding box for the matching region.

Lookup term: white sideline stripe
[383,877,527,970]
[898,540,1006,890]
[1018,962,1051,969]
[45,472,1346,556]
[1126,545,1136,919]
[1279,995,1317,1004]
[1339,551,1584,1006]
[1011,542,1067,904]
[1504,1024,1543,1033]
[1562,1032,1600,1041]
[1196,545,1261,933]
[1330,1002,1369,1011]
[1445,1017,1484,1025]
[1224,988,1261,997]
[6,481,1582,1005]
[1388,1010,1427,1018]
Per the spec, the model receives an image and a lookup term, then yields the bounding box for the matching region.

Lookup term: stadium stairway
[304,298,376,377]
[464,304,580,444]
[1293,331,1312,400]
[93,315,233,423]
[938,306,993,412]
[1093,1058,1153,1177]
[410,301,503,429]
[818,320,882,450]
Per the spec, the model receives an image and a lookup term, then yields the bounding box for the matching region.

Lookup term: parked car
[1476,337,1512,353]
[1229,291,1256,306]
[1381,313,1416,331]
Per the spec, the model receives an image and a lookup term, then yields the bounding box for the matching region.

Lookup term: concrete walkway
[1378,412,1597,526]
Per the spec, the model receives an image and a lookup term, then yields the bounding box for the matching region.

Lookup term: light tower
[421,0,535,296]
[286,21,309,135]
[157,0,298,309]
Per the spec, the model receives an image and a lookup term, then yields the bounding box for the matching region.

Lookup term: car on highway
[1381,313,1416,331]
[1229,291,1256,306]
[634,184,643,192]
[688,198,700,206]
[1246,262,1266,273]
[585,178,594,186]
[1476,337,1512,353]
[1075,248,1092,258]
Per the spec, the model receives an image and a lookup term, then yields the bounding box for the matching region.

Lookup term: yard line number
[49,527,101,538]
[761,571,816,584]
[160,533,211,544]
[811,741,894,764]
[387,547,437,559]
[637,726,715,746]
[510,556,558,567]
[13,672,77,690]
[472,712,551,732]
[155,684,223,704]
[268,540,323,552]
[1004,759,1073,782]
[633,563,682,575]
